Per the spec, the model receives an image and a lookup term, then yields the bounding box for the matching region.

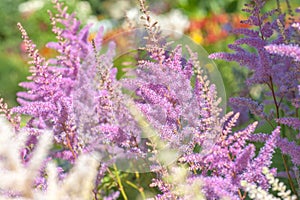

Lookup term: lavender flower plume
[12,2,146,188]
[209,3,300,196]
[0,98,20,131]
[242,126,280,189]
[276,117,300,130]
[265,44,300,62]
[14,20,81,160]
[277,138,300,166]
[180,118,281,197]
[12,0,139,162]
[229,97,267,120]
[209,0,299,108]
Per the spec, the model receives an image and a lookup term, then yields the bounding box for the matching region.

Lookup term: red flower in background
[188,13,250,45]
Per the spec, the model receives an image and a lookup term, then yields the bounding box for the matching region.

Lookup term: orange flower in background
[188,13,229,45]
[40,47,57,58]
[88,32,97,42]
[231,14,251,29]
[188,13,250,45]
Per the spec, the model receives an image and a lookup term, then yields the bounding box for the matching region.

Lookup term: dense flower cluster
[209,0,300,198]
[241,167,297,200]
[1,0,142,198]
[0,0,299,199]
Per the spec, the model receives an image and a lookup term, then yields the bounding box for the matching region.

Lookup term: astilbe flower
[264,11,300,131]
[2,0,299,199]
[14,0,143,156]
[121,2,230,199]
[209,0,300,197]
[276,117,300,130]
[209,0,299,114]
[14,9,85,160]
[127,0,223,157]
[123,45,221,154]
[0,117,101,200]
[7,0,143,197]
[241,167,297,200]
[0,98,20,131]
[229,97,268,120]
[180,115,280,199]
[71,28,142,153]
[128,1,288,199]
[248,131,300,168]
[148,103,281,199]
[265,44,300,62]
[122,40,224,198]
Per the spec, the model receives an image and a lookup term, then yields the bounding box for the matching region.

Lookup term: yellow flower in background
[190,31,204,45]
[88,32,96,42]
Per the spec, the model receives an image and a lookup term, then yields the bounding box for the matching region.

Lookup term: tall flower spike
[276,117,300,130]
[0,98,20,131]
[242,126,280,189]
[229,97,267,120]
[209,0,299,108]
[16,0,118,156]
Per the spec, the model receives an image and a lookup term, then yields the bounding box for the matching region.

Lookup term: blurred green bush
[0,54,28,107]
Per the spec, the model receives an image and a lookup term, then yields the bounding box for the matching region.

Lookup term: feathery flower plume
[265,44,300,62]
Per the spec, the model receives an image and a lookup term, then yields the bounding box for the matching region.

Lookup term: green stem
[113,164,128,200]
[126,180,146,199]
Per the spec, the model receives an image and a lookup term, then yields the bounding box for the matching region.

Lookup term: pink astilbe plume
[229,97,267,120]
[122,1,223,162]
[209,0,299,107]
[122,45,218,151]
[12,0,140,158]
[209,1,300,197]
[265,44,300,62]
[13,9,87,160]
[178,119,280,199]
[150,111,281,199]
[0,98,21,131]
[9,0,143,196]
[249,131,300,167]
[276,117,300,130]
[241,127,280,188]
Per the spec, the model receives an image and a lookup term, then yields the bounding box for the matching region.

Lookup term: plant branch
[113,164,128,200]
